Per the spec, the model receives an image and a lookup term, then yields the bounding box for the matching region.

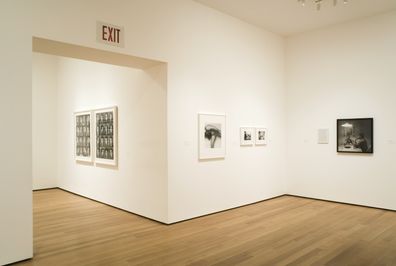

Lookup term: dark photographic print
[240,127,254,146]
[204,123,222,149]
[245,131,251,141]
[75,111,92,162]
[337,118,373,153]
[94,107,118,166]
[199,113,226,159]
[258,132,264,140]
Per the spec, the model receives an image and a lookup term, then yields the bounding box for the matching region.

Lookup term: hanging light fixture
[297,0,349,11]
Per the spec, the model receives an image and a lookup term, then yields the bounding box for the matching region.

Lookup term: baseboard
[167,194,287,225]
[34,188,286,225]
[33,188,396,226]
[285,194,396,213]
[55,187,169,225]
[4,257,32,266]
[32,187,57,192]
[57,188,287,225]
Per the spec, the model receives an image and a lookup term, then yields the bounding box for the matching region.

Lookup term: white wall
[32,0,287,223]
[32,53,58,190]
[0,1,33,265]
[286,11,396,210]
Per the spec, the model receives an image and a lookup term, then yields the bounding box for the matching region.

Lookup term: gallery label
[97,21,124,47]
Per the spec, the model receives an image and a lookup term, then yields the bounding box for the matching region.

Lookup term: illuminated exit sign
[97,21,124,47]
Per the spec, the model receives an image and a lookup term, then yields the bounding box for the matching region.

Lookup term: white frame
[255,127,268,145]
[74,110,93,162]
[94,106,118,166]
[240,127,254,146]
[198,113,226,159]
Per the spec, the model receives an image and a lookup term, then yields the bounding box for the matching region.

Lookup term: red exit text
[97,22,124,47]
[102,25,121,44]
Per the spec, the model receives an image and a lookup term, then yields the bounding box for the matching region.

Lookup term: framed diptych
[199,113,226,159]
[255,127,267,145]
[94,107,118,165]
[337,118,373,153]
[240,127,254,146]
[74,111,93,162]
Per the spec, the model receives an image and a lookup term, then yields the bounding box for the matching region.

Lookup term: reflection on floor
[14,189,396,265]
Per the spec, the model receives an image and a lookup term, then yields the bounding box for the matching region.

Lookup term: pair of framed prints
[74,106,118,166]
[240,127,267,146]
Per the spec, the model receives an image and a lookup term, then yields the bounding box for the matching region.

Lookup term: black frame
[337,118,373,154]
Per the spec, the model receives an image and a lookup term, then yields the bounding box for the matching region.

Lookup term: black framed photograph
[337,118,373,154]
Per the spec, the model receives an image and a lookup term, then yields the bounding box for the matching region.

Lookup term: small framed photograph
[94,106,118,165]
[74,111,93,162]
[337,118,373,153]
[199,113,226,159]
[255,127,267,145]
[240,127,254,146]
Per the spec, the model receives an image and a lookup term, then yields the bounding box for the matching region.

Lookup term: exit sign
[97,21,124,47]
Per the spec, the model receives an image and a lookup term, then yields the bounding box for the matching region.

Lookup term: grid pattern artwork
[96,111,115,160]
[75,113,91,160]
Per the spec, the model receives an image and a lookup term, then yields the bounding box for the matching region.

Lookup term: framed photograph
[240,127,254,146]
[74,111,93,162]
[255,127,267,145]
[94,106,118,165]
[199,113,226,159]
[337,118,373,153]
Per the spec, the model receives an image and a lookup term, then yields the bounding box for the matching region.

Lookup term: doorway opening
[32,38,169,260]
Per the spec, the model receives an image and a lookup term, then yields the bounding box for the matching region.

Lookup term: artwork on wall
[74,111,93,162]
[337,118,373,153]
[94,106,118,165]
[199,113,226,159]
[255,127,267,145]
[318,128,329,144]
[240,127,254,146]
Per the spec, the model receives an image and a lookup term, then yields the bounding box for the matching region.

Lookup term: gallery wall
[0,1,33,265]
[32,0,287,223]
[33,53,58,190]
[286,11,396,210]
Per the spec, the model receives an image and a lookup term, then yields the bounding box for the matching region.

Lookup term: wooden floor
[14,189,396,266]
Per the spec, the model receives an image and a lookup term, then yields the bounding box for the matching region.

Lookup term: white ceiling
[195,0,396,36]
